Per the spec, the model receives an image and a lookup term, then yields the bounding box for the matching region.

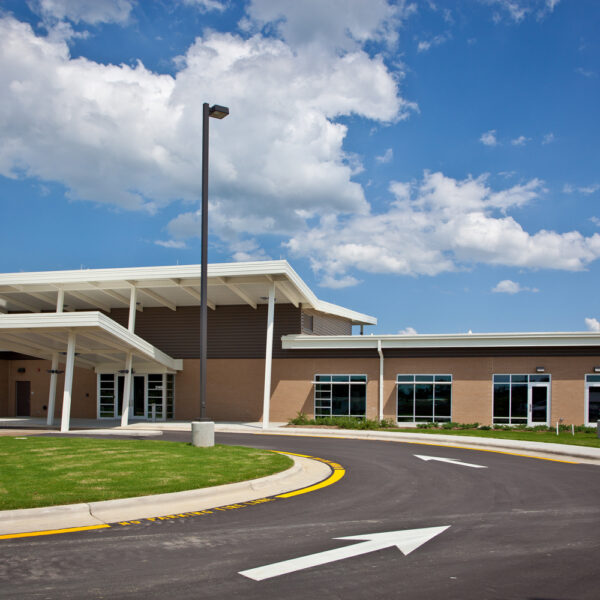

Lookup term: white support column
[128,287,137,332]
[56,288,64,313]
[377,340,384,421]
[120,352,133,427]
[47,352,59,426]
[262,283,275,430]
[60,332,76,433]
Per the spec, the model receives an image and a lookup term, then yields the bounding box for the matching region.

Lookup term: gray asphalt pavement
[1,431,598,600]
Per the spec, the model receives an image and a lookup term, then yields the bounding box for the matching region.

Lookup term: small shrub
[458,422,479,430]
[288,411,314,426]
[441,421,458,430]
[478,425,491,430]
[379,419,395,428]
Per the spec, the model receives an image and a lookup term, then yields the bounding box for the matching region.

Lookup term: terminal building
[0,260,599,430]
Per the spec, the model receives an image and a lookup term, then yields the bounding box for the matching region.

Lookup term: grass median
[0,436,293,511]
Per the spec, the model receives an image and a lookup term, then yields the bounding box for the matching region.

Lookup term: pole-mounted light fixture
[200,102,229,422]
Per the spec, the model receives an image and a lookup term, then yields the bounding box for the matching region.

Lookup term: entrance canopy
[0,312,182,373]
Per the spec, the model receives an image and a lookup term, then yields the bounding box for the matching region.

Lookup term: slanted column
[262,283,275,430]
[120,352,133,427]
[128,287,137,332]
[60,331,76,433]
[47,352,59,426]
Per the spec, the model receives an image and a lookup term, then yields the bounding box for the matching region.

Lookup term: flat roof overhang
[0,261,376,327]
[0,312,182,372]
[282,331,600,350]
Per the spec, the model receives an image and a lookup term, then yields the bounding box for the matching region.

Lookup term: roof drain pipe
[377,339,384,422]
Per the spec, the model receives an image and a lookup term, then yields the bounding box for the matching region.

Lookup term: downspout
[377,339,384,422]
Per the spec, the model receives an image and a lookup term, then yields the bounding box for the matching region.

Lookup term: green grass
[388,427,600,447]
[287,414,600,448]
[0,437,293,511]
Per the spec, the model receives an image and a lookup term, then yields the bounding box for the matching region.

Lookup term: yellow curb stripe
[272,450,346,498]
[0,524,110,540]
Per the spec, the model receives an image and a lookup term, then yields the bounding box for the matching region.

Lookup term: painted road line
[239,526,450,581]
[272,451,345,498]
[0,451,344,541]
[415,454,487,468]
[0,524,110,540]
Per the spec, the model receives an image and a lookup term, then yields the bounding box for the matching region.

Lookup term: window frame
[395,374,453,423]
[492,374,551,426]
[313,374,367,418]
[585,374,600,426]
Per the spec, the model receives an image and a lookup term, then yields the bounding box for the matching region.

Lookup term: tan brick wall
[5,359,97,419]
[0,361,8,416]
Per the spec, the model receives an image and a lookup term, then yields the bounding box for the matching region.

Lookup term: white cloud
[0,13,411,243]
[417,32,450,53]
[483,0,561,22]
[244,0,416,52]
[286,171,600,285]
[563,183,600,195]
[376,148,393,164]
[155,240,187,249]
[29,0,135,25]
[542,132,555,144]
[590,216,600,227]
[492,279,538,294]
[480,130,498,146]
[576,67,596,78]
[511,135,530,146]
[585,317,600,332]
[398,326,418,335]
[182,0,226,12]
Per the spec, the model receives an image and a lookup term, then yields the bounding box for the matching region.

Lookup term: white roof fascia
[281,331,600,350]
[0,260,377,326]
[0,312,182,371]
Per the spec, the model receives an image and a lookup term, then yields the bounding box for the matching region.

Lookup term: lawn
[0,436,293,511]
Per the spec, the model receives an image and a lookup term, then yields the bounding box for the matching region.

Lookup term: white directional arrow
[415,454,487,469]
[239,526,450,581]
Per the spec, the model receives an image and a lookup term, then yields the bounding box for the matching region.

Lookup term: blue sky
[1,0,598,335]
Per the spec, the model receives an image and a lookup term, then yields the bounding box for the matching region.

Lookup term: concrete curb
[214,426,600,463]
[0,454,331,536]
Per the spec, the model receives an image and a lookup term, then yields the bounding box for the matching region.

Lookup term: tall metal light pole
[200,102,229,421]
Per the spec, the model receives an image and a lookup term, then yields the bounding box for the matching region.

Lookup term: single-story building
[0,260,598,430]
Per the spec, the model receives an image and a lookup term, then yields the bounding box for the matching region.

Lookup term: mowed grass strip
[0,437,293,511]
[389,428,600,447]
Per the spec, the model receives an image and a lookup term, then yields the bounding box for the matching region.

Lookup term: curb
[0,453,331,536]
[215,426,600,463]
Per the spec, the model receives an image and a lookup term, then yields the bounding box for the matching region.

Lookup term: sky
[0,0,599,335]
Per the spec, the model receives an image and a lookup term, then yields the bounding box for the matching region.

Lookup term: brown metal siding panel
[302,310,352,336]
[107,304,302,359]
[382,346,600,358]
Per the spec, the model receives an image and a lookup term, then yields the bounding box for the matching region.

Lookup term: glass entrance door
[117,375,146,418]
[528,385,549,426]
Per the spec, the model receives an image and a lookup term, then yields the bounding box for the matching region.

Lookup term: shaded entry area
[15,381,31,417]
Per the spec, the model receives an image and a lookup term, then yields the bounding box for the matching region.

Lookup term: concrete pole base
[191,421,215,447]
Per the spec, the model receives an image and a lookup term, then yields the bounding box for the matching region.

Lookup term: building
[0,261,599,430]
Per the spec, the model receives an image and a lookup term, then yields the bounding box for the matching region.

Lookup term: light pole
[200,102,229,422]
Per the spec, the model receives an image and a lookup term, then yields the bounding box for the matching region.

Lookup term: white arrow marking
[415,454,487,469]
[239,526,450,581]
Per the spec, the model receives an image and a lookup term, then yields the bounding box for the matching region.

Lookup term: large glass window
[396,375,452,423]
[586,375,600,425]
[314,375,367,417]
[493,374,550,424]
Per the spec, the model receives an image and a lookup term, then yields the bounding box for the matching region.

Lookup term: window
[396,375,452,423]
[314,374,366,417]
[585,375,600,426]
[493,374,550,424]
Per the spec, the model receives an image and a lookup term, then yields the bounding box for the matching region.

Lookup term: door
[528,384,549,426]
[15,381,31,416]
[117,375,147,418]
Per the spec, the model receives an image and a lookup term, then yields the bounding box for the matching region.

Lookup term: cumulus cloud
[480,130,498,146]
[376,148,393,164]
[417,32,451,53]
[287,171,600,286]
[28,0,135,25]
[585,317,600,332]
[563,183,600,195]
[182,0,226,12]
[511,135,530,146]
[0,12,411,244]
[492,279,538,294]
[542,132,555,145]
[154,240,187,249]
[398,326,418,335]
[483,0,561,22]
